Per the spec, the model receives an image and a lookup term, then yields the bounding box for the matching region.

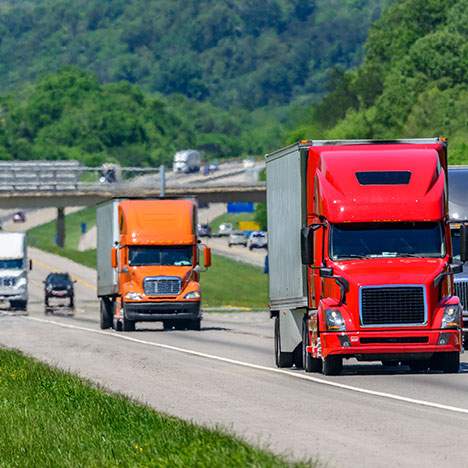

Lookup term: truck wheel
[432,352,460,373]
[302,318,321,373]
[100,299,113,330]
[163,320,174,331]
[408,360,430,372]
[322,355,343,375]
[122,317,136,332]
[11,300,27,311]
[274,316,294,368]
[188,318,201,331]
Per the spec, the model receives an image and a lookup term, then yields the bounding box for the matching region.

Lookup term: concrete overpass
[0,183,266,209]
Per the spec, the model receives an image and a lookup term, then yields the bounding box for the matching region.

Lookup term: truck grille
[144,277,181,296]
[455,280,468,311]
[0,277,16,287]
[360,286,426,326]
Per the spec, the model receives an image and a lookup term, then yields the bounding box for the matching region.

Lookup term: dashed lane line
[12,313,468,417]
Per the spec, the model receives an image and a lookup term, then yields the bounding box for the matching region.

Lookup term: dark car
[44,272,75,308]
[197,223,212,238]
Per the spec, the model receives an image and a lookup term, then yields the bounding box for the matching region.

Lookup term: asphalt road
[1,247,468,467]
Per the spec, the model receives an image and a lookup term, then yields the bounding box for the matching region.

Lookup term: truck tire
[274,316,294,368]
[187,318,201,331]
[322,355,343,375]
[432,352,460,373]
[122,316,136,332]
[11,300,27,311]
[302,318,321,373]
[100,299,113,330]
[408,360,430,372]
[163,320,174,331]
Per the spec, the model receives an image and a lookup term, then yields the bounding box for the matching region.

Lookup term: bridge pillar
[56,207,65,248]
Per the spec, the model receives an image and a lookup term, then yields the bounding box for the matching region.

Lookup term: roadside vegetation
[0,348,311,467]
[292,0,468,163]
[28,208,268,309]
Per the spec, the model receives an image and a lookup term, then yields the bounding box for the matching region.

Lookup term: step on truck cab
[97,198,211,332]
[266,138,467,375]
[0,232,30,311]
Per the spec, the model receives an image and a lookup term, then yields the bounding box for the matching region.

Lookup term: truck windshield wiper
[336,254,368,259]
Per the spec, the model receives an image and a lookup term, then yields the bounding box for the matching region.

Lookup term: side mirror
[111,247,118,268]
[203,246,212,268]
[29,259,32,271]
[319,267,333,278]
[451,263,463,274]
[461,224,468,263]
[301,224,322,265]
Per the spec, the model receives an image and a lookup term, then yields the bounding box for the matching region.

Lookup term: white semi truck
[0,232,30,310]
[173,150,201,174]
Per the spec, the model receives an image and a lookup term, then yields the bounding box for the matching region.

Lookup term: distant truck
[266,138,466,375]
[173,150,201,174]
[0,232,30,311]
[448,167,468,341]
[97,198,211,331]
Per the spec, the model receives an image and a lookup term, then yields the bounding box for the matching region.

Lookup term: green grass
[210,212,257,232]
[0,349,311,467]
[28,208,268,309]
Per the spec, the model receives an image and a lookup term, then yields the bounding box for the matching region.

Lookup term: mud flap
[279,308,304,353]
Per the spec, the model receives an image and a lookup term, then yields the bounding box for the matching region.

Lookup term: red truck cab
[266,138,467,375]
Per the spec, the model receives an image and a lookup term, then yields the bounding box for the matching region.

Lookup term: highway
[1,247,468,467]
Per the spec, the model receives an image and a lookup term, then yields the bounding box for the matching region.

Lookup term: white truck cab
[0,232,29,310]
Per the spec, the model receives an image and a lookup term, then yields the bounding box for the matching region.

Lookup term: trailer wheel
[274,316,294,368]
[99,299,113,329]
[431,352,460,373]
[322,355,343,376]
[302,318,321,373]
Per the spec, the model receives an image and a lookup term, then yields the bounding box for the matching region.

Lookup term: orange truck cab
[266,138,468,375]
[97,198,211,331]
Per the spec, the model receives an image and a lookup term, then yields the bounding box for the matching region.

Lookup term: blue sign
[227,202,254,213]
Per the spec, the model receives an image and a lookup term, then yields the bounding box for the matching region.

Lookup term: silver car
[228,231,247,247]
[247,231,268,250]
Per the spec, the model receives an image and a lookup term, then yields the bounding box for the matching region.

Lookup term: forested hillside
[299,0,468,163]
[0,0,390,108]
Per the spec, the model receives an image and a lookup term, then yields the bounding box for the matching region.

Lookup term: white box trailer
[173,150,201,174]
[96,200,120,297]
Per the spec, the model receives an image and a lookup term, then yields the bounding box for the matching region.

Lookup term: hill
[296,0,468,163]
[0,0,391,109]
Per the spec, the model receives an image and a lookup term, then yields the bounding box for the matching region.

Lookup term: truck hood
[0,269,25,278]
[332,257,446,286]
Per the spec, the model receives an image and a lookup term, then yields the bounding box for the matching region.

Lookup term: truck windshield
[330,222,445,260]
[129,246,193,266]
[0,259,23,269]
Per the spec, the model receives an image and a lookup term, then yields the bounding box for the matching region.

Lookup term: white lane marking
[12,314,468,416]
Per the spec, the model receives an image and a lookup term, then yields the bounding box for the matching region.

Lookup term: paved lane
[1,247,468,466]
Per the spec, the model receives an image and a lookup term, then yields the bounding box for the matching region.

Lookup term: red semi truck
[266,138,467,375]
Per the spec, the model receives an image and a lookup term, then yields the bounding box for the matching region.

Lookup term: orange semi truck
[97,198,211,331]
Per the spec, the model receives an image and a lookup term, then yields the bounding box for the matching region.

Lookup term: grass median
[0,348,311,467]
[28,208,268,309]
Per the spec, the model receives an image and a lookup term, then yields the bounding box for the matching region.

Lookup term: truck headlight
[325,309,346,331]
[184,291,200,299]
[441,304,462,329]
[125,292,143,301]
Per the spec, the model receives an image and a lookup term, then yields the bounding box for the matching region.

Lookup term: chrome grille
[360,286,426,326]
[0,277,16,287]
[455,280,468,311]
[144,277,181,296]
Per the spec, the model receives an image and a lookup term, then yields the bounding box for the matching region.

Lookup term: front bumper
[0,292,27,301]
[124,301,200,321]
[318,329,461,359]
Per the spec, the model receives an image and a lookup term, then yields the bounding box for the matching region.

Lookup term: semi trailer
[266,138,467,375]
[97,198,211,331]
